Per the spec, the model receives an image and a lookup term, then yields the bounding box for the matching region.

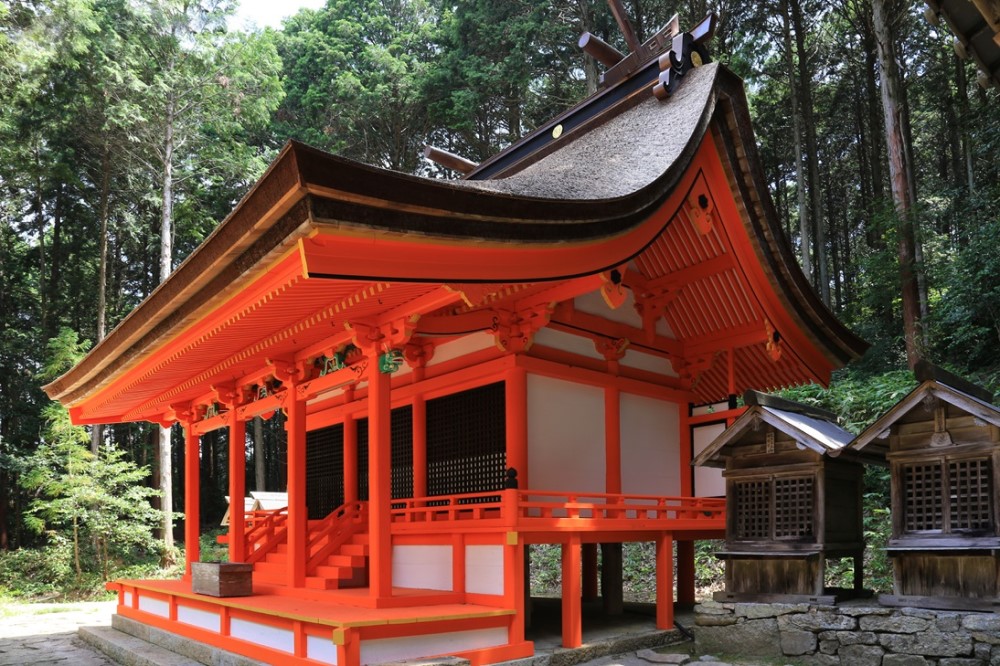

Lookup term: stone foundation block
[879,631,974,657]
[882,655,930,666]
[780,629,816,656]
[778,612,856,632]
[837,644,884,666]
[733,603,808,619]
[859,615,930,633]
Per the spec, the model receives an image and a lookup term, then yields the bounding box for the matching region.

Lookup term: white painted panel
[230,618,294,653]
[137,595,169,618]
[574,290,642,328]
[527,375,604,493]
[177,605,221,633]
[532,328,604,360]
[619,349,678,377]
[465,545,504,596]
[427,333,495,367]
[122,591,133,607]
[393,545,453,591]
[307,634,338,665]
[693,421,727,497]
[361,627,508,664]
[620,394,680,496]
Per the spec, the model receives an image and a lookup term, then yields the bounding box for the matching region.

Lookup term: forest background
[0,0,998,599]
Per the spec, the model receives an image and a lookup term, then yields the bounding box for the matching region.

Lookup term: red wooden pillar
[656,532,674,629]
[412,394,427,498]
[601,386,623,613]
[286,383,307,588]
[368,349,393,598]
[505,366,528,488]
[561,536,582,648]
[183,423,200,577]
[228,413,247,563]
[677,408,695,604]
[344,409,357,504]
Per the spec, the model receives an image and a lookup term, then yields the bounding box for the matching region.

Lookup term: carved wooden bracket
[403,340,436,369]
[347,318,417,355]
[675,353,715,385]
[596,337,630,362]
[633,285,680,337]
[492,305,553,353]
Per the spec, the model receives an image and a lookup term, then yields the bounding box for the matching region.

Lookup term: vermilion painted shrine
[44,13,869,666]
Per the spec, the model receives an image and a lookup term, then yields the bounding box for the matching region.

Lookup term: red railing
[306,501,368,573]
[389,489,725,532]
[243,507,288,564]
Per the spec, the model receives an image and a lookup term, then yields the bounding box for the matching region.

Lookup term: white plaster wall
[427,333,495,367]
[619,394,680,496]
[122,591,133,607]
[177,605,220,633]
[465,545,504,596]
[532,328,604,360]
[393,545,453,591]
[619,349,678,377]
[527,375,605,493]
[692,421,727,497]
[361,627,508,664]
[137,595,169,618]
[307,634,338,665]
[230,618,294,653]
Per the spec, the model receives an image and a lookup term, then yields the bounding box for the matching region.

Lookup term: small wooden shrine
[694,391,877,603]
[851,362,1000,611]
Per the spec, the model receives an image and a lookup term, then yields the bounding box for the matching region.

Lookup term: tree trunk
[159,100,176,555]
[872,0,923,368]
[955,56,975,197]
[781,0,812,282]
[91,143,112,456]
[788,0,829,305]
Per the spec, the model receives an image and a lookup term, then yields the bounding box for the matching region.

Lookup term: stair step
[304,576,339,590]
[253,561,285,577]
[325,554,366,567]
[351,533,369,545]
[313,565,359,579]
[275,543,288,553]
[341,544,367,556]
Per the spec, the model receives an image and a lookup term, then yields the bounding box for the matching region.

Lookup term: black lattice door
[355,405,414,501]
[426,382,506,497]
[305,424,345,520]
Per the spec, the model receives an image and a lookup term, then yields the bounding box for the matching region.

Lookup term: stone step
[79,615,266,666]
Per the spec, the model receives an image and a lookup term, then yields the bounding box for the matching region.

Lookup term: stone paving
[0,600,118,666]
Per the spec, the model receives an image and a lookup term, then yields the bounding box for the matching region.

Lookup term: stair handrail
[243,507,288,564]
[306,501,368,573]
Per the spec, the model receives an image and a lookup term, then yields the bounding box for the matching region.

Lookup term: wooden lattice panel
[774,476,814,538]
[903,463,944,532]
[734,479,770,539]
[949,458,993,531]
[305,424,345,519]
[426,382,506,498]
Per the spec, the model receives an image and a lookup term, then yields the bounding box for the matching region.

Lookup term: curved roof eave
[44,62,866,408]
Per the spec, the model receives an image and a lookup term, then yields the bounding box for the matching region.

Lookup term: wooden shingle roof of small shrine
[43,19,867,425]
[849,362,1000,459]
[692,390,865,469]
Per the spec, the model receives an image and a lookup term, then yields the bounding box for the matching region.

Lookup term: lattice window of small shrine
[903,456,994,535]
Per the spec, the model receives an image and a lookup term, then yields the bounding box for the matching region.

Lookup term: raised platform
[81,600,686,666]
[109,578,530,666]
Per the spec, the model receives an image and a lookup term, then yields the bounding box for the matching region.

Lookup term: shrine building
[44,15,866,666]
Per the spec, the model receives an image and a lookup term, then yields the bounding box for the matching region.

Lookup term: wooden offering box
[851,363,1000,611]
[694,391,879,604]
[192,562,253,597]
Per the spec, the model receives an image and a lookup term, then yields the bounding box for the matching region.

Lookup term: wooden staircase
[248,502,369,590]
